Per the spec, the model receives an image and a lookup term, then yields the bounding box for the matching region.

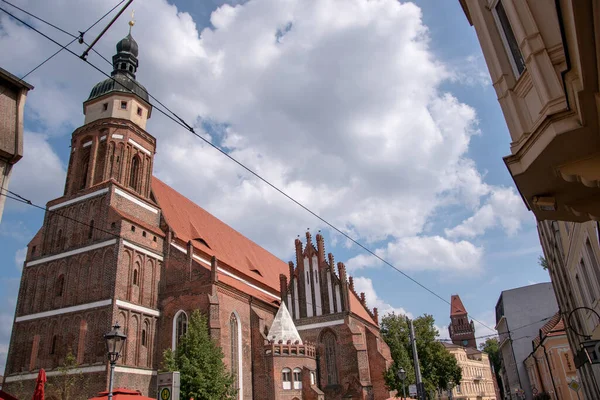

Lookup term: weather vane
[128,9,135,33]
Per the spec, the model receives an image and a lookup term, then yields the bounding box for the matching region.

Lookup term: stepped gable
[267,302,303,344]
[151,177,289,293]
[451,294,467,315]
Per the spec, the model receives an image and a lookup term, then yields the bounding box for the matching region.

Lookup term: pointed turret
[267,302,303,344]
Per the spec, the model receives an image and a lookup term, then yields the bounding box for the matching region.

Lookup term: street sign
[569,380,581,392]
[157,371,180,400]
[409,384,417,396]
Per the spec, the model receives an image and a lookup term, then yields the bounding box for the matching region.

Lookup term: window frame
[172,310,188,350]
[293,368,302,389]
[491,0,526,78]
[282,368,292,390]
[120,100,128,110]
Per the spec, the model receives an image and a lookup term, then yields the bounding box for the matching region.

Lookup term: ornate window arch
[230,311,243,399]
[172,310,188,350]
[321,330,339,385]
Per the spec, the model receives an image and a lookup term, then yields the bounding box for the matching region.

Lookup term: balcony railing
[264,340,316,358]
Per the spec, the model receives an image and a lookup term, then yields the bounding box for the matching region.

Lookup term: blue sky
[0,0,550,374]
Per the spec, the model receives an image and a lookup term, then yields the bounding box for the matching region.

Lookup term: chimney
[211,256,218,283]
[316,233,325,265]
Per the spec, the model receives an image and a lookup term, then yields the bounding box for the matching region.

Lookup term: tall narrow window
[141,327,147,347]
[230,313,239,393]
[88,220,94,240]
[50,335,57,355]
[133,269,139,286]
[129,156,140,191]
[293,368,302,389]
[282,368,291,390]
[56,230,63,250]
[580,259,596,303]
[493,0,525,76]
[322,331,338,385]
[56,275,65,297]
[80,152,90,190]
[174,311,188,349]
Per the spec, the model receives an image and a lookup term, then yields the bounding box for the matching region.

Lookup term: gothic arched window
[88,220,94,240]
[322,331,338,385]
[133,269,139,286]
[79,150,90,190]
[293,368,302,389]
[142,325,147,347]
[129,156,140,191]
[230,313,240,394]
[173,311,188,349]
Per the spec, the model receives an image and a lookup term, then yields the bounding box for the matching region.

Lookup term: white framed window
[310,371,316,385]
[282,368,291,390]
[492,0,526,77]
[293,368,302,389]
[172,310,188,350]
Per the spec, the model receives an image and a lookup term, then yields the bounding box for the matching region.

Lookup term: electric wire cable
[1,5,502,334]
[0,0,127,96]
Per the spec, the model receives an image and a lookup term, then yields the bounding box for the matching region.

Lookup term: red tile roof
[349,290,377,326]
[533,312,565,348]
[451,294,467,316]
[152,177,289,294]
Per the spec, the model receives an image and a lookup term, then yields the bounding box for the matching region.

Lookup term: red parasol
[32,369,47,400]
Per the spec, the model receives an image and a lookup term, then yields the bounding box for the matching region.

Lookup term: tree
[46,350,90,400]
[381,313,462,399]
[479,337,504,399]
[538,255,548,270]
[162,310,236,400]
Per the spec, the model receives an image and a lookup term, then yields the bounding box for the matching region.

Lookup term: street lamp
[397,367,406,399]
[104,323,127,400]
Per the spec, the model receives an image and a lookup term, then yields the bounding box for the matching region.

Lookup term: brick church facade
[2,31,394,400]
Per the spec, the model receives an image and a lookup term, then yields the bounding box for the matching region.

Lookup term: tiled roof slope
[451,294,467,316]
[533,312,564,347]
[349,290,377,326]
[152,177,289,293]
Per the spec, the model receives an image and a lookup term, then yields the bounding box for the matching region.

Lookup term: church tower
[5,24,164,396]
[448,294,476,348]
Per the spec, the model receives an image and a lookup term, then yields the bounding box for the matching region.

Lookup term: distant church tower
[449,294,476,348]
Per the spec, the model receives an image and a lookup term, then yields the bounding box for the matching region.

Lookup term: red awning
[88,389,155,400]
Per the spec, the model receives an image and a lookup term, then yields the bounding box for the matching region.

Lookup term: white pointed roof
[267,302,303,344]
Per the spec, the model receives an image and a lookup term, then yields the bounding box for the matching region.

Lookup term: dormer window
[120,101,127,110]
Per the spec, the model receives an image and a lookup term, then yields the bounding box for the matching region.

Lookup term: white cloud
[15,247,27,270]
[445,187,532,239]
[7,132,66,209]
[352,276,412,319]
[0,0,506,260]
[346,236,483,272]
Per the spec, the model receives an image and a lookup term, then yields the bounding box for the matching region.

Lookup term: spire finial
[128,10,135,34]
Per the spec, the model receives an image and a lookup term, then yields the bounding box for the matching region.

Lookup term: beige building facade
[538,220,600,399]
[0,67,32,223]
[524,313,581,400]
[442,343,497,400]
[458,0,600,222]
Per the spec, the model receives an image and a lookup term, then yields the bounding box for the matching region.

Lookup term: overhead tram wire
[0,6,497,334]
[0,0,127,97]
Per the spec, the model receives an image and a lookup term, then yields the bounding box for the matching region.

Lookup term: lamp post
[397,367,406,399]
[104,322,127,400]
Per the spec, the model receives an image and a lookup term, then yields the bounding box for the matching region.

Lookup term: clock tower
[448,294,476,348]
